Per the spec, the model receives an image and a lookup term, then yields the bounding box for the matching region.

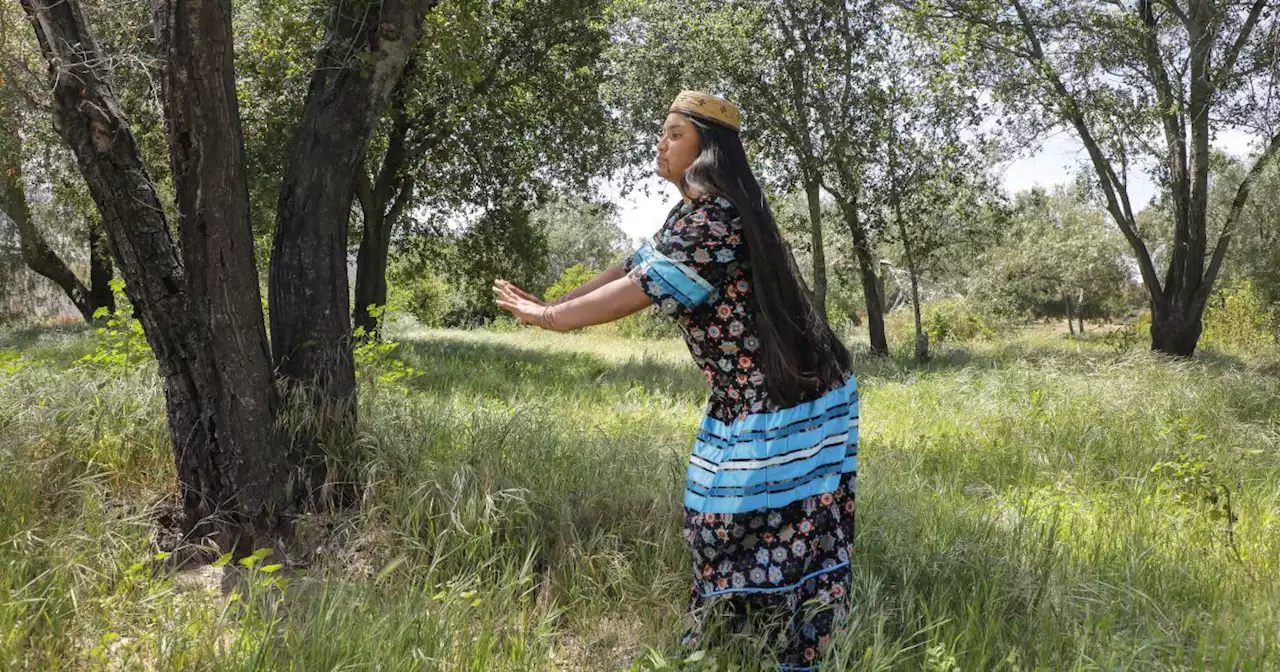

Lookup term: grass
[1,322,1278,670]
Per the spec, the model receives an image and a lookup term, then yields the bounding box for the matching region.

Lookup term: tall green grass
[1,325,1277,670]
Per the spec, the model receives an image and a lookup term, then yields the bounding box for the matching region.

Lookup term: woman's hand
[494,280,546,306]
[493,279,551,328]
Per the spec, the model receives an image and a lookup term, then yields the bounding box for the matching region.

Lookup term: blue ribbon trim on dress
[630,243,715,308]
[685,377,859,514]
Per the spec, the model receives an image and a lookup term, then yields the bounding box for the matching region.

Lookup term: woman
[493,91,857,670]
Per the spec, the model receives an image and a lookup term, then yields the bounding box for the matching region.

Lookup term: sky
[602,129,1264,243]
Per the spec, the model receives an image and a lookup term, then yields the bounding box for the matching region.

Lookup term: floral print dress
[625,195,859,670]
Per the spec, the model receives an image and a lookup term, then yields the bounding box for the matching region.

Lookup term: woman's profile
[494,91,858,670]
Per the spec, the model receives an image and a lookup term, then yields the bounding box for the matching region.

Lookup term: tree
[533,196,629,289]
[0,105,102,323]
[0,5,115,323]
[921,0,1280,356]
[766,0,893,354]
[269,0,441,458]
[886,149,1004,360]
[1206,151,1280,311]
[970,187,1136,327]
[19,0,439,549]
[352,0,618,337]
[874,31,1001,361]
[606,0,892,352]
[447,199,549,325]
[19,0,286,550]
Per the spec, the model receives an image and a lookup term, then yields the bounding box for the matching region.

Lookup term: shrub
[543,265,597,304]
[1201,278,1277,355]
[1103,312,1150,353]
[387,267,452,328]
[922,299,998,344]
[76,281,151,371]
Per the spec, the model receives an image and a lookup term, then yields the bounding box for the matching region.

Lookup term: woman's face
[656,113,700,185]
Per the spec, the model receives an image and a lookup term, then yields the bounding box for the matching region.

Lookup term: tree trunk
[153,0,291,546]
[1076,289,1085,334]
[893,197,926,362]
[1065,295,1075,336]
[804,176,827,318]
[21,0,286,549]
[88,219,115,316]
[1150,298,1203,357]
[908,264,926,361]
[838,190,887,356]
[269,0,437,501]
[353,70,416,338]
[0,107,97,322]
[14,212,94,322]
[352,207,392,337]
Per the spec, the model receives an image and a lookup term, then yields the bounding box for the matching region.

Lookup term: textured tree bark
[353,72,416,338]
[804,176,827,319]
[269,0,438,502]
[1,109,96,322]
[152,0,290,547]
[1149,298,1203,356]
[838,190,888,356]
[893,198,927,362]
[21,0,290,552]
[87,219,115,316]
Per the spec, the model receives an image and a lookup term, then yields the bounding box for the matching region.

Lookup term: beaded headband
[669,90,741,132]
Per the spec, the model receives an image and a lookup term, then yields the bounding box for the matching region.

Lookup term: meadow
[1,323,1278,670]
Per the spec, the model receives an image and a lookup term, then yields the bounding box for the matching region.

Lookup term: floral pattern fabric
[627,196,856,670]
[625,196,767,424]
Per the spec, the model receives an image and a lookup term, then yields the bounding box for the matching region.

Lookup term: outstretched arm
[494,276,651,332]
[549,265,626,305]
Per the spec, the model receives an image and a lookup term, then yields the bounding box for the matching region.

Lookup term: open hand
[493,279,550,328]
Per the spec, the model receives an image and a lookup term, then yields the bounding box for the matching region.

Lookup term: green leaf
[211,552,233,568]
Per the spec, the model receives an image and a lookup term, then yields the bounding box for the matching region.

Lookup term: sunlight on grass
[1,326,1277,669]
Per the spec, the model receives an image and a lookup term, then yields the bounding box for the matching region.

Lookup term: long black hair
[680,115,852,407]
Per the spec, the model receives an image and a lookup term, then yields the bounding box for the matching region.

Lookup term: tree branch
[385,176,415,229]
[1213,0,1268,89]
[1009,0,1163,296]
[1139,0,1190,289]
[354,162,374,219]
[1197,126,1280,308]
[1159,0,1189,26]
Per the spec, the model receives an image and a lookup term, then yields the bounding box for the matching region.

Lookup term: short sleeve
[627,204,738,316]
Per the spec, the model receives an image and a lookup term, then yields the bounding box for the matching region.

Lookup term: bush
[387,268,452,328]
[543,265,597,303]
[825,302,859,335]
[922,299,999,345]
[613,309,679,339]
[1202,278,1277,354]
[1103,312,1150,353]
